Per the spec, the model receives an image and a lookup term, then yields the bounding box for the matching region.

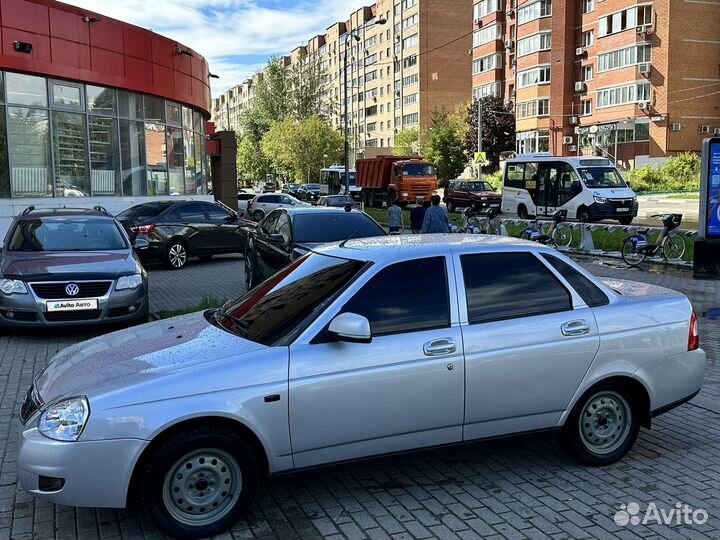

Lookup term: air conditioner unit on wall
[699,125,710,133]
[505,40,514,49]
[474,17,482,24]
[637,101,649,110]
[575,47,585,56]
[574,82,587,92]
[562,136,574,144]
[671,123,682,132]
[569,115,579,125]
[638,63,651,75]
[569,145,577,152]
[714,127,720,135]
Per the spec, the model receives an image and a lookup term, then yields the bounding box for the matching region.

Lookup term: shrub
[626,152,700,193]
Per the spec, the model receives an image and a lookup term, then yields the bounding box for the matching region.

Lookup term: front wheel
[138,426,259,539]
[563,386,640,466]
[551,225,573,248]
[618,217,633,226]
[621,238,646,266]
[662,234,686,260]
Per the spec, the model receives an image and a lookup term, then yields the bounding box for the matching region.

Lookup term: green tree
[261,115,343,183]
[463,96,515,171]
[236,134,272,186]
[393,128,421,156]
[423,109,467,185]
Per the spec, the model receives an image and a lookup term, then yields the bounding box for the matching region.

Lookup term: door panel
[177,202,210,254]
[203,203,241,252]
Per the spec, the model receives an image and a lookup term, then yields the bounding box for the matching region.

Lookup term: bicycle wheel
[621,238,646,266]
[662,234,686,260]
[552,225,573,248]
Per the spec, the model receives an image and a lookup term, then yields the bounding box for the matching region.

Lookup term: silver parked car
[17,236,705,538]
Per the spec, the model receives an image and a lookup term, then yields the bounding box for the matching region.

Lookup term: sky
[62,0,371,97]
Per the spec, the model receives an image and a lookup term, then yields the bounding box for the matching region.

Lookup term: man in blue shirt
[421,195,449,233]
[387,199,404,234]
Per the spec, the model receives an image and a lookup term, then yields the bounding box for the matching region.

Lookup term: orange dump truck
[355,156,438,207]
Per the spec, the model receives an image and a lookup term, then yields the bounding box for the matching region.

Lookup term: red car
[444,179,502,213]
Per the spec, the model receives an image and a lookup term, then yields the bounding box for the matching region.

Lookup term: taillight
[130,224,155,234]
[688,311,699,351]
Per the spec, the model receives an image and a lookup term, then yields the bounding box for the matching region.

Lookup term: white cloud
[62,0,371,96]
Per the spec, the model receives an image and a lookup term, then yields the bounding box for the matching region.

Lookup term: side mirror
[269,234,285,244]
[133,238,150,250]
[224,215,238,223]
[328,312,372,344]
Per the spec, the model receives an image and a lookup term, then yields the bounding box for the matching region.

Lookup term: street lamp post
[343,17,386,196]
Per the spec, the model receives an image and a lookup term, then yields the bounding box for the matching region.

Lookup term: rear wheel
[577,207,590,223]
[662,234,686,260]
[563,385,640,466]
[621,238,646,266]
[166,240,188,270]
[517,205,528,220]
[252,210,265,221]
[552,225,573,248]
[138,426,259,539]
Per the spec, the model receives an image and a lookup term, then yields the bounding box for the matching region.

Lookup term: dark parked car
[297,183,321,203]
[282,183,301,197]
[317,194,359,209]
[117,200,245,270]
[0,207,149,327]
[444,179,502,213]
[243,207,386,288]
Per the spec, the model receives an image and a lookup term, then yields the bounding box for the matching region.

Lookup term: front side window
[461,252,572,324]
[8,218,128,252]
[342,257,450,336]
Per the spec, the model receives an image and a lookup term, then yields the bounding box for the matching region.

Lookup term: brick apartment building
[212,0,472,163]
[210,72,262,133]
[472,0,720,167]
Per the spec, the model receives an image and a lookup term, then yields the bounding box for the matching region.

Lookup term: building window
[635,122,650,140]
[516,98,550,119]
[87,86,117,116]
[166,126,184,196]
[518,0,552,24]
[403,34,418,49]
[599,5,651,37]
[582,65,594,81]
[516,130,550,153]
[6,73,48,107]
[365,70,378,82]
[472,82,503,100]
[52,82,84,109]
[8,107,51,197]
[402,0,417,8]
[403,113,419,126]
[52,111,88,195]
[403,14,418,29]
[88,116,120,196]
[472,53,502,74]
[403,55,418,68]
[582,0,594,14]
[403,73,419,87]
[403,93,418,105]
[517,32,552,56]
[145,123,168,195]
[473,24,503,47]
[581,31,594,48]
[517,65,551,88]
[120,91,144,119]
[596,82,651,108]
[597,44,651,72]
[474,0,501,19]
[581,100,592,116]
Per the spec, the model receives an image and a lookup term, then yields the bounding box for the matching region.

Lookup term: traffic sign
[474,151,487,164]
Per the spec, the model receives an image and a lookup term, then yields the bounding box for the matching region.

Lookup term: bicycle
[520,210,573,248]
[621,213,686,266]
[463,207,501,235]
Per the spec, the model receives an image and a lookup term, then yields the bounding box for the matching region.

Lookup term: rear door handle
[561,320,591,336]
[423,338,456,357]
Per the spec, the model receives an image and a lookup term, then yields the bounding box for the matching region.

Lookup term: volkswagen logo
[65,283,80,297]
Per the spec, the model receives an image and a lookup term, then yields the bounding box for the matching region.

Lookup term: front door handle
[561,320,591,336]
[423,338,456,357]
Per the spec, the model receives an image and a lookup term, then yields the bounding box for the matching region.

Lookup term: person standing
[421,195,450,233]
[387,199,404,234]
[410,201,430,234]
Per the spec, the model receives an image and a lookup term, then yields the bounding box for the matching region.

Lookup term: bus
[501,155,638,224]
[319,165,360,201]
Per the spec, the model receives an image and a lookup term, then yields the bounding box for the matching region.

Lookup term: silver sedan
[17,235,705,539]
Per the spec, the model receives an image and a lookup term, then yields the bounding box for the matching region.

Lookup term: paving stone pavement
[1,256,719,540]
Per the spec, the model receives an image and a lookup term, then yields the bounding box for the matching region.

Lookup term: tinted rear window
[117,202,172,220]
[541,254,609,307]
[293,213,385,243]
[8,218,128,252]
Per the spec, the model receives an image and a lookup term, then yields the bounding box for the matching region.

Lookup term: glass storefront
[0,70,208,199]
[516,130,550,154]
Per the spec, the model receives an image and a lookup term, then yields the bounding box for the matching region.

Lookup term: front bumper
[0,281,148,327]
[17,425,148,508]
[588,200,639,220]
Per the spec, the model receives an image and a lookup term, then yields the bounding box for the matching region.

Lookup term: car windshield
[294,213,385,243]
[578,167,627,189]
[213,253,366,346]
[117,202,172,221]
[8,218,128,252]
[306,184,320,190]
[403,164,436,176]
[466,181,494,191]
[326,195,353,206]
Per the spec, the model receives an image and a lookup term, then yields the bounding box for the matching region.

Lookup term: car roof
[507,154,615,167]
[279,207,363,216]
[17,207,115,220]
[314,234,553,263]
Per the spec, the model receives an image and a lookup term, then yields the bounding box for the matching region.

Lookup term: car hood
[469,191,501,198]
[1,251,138,280]
[589,187,636,199]
[34,312,265,404]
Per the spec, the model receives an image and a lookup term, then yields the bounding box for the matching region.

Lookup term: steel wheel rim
[162,448,242,527]
[622,241,644,265]
[579,391,632,455]
[169,244,187,268]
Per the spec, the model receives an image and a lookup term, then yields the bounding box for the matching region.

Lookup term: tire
[138,425,259,539]
[447,200,456,213]
[621,238,646,266]
[244,240,258,290]
[618,217,633,226]
[252,209,265,222]
[552,225,573,248]
[577,207,590,223]
[166,240,188,270]
[562,384,640,466]
[517,205,528,220]
[662,234,686,260]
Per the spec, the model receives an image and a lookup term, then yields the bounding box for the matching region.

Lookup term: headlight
[38,397,89,442]
[0,279,28,295]
[116,274,143,290]
[593,196,608,204]
[401,192,409,197]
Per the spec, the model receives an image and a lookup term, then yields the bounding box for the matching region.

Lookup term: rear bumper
[635,348,706,415]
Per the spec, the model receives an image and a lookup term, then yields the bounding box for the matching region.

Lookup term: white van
[501,155,638,224]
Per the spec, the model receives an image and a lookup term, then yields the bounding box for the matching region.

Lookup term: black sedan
[282,183,301,197]
[243,207,386,288]
[117,200,246,270]
[296,183,321,203]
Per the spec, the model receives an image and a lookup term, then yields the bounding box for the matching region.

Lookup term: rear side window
[541,254,609,307]
[461,252,572,324]
[342,257,450,336]
[179,203,206,222]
